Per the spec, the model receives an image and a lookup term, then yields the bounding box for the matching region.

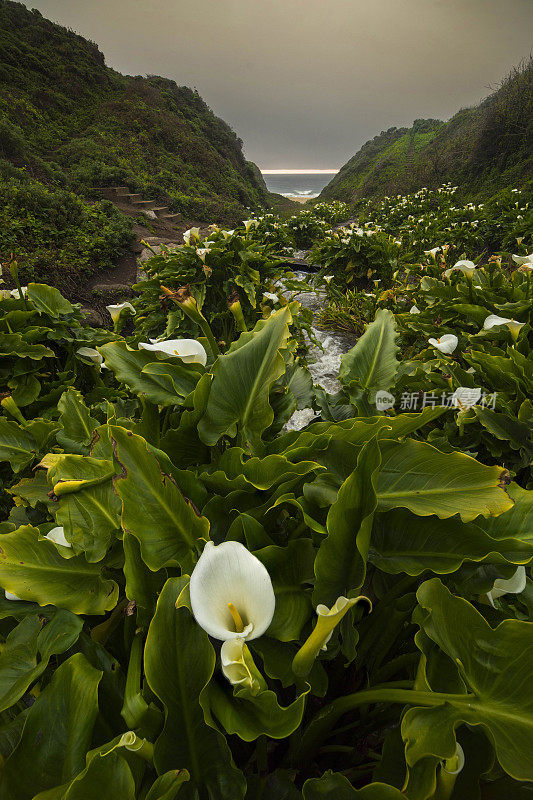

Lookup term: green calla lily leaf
[109,425,209,570]
[144,577,246,800]
[0,653,101,800]
[0,525,118,614]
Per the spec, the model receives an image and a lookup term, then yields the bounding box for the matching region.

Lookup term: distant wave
[281,191,319,198]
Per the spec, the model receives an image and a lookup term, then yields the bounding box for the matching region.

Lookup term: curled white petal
[487,566,526,607]
[444,260,476,278]
[76,347,103,365]
[138,338,207,366]
[262,292,279,303]
[220,638,259,693]
[189,541,275,641]
[451,387,482,410]
[106,302,136,324]
[483,314,525,337]
[409,305,420,314]
[512,252,533,266]
[183,227,200,244]
[428,334,458,354]
[441,744,465,776]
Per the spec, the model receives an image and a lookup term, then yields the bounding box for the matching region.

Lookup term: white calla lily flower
[262,292,279,303]
[243,219,259,232]
[183,227,200,244]
[409,305,420,314]
[5,527,71,601]
[451,387,482,410]
[196,247,210,262]
[512,252,533,266]
[428,334,458,354]
[221,229,235,239]
[324,275,334,284]
[76,347,106,368]
[483,314,525,340]
[424,247,441,257]
[10,286,27,298]
[0,289,12,300]
[444,260,476,278]
[486,566,526,607]
[189,541,275,641]
[106,302,136,324]
[138,338,207,366]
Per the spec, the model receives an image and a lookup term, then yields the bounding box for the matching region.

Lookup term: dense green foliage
[322,60,533,201]
[0,0,268,225]
[0,174,133,282]
[0,196,532,798]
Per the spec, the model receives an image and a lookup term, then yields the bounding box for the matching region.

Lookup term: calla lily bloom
[424,247,441,258]
[486,566,526,607]
[5,527,71,601]
[444,260,476,278]
[10,286,27,298]
[189,541,275,641]
[196,248,210,262]
[483,314,525,340]
[138,338,207,366]
[451,387,482,410]
[292,595,370,677]
[441,744,465,777]
[243,219,259,232]
[221,230,235,239]
[324,275,333,284]
[106,302,136,324]
[183,227,200,244]
[262,292,279,303]
[428,334,458,354]
[409,305,420,314]
[220,638,260,694]
[512,252,533,266]
[76,347,108,369]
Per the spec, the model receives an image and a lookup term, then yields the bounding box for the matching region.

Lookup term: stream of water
[283,270,356,430]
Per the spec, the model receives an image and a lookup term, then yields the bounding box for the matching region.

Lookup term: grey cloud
[25,0,533,167]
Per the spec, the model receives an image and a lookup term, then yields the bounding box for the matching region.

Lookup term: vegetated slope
[0,0,269,223]
[322,59,533,202]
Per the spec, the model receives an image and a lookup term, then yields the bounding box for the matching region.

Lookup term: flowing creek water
[283,269,357,430]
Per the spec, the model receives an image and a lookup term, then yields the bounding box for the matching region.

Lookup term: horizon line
[260,169,339,175]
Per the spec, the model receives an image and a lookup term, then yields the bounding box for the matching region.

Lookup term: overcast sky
[24,0,533,169]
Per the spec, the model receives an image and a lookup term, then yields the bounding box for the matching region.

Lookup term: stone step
[114,188,130,196]
[152,206,169,215]
[133,199,157,209]
[125,193,142,202]
[161,213,181,222]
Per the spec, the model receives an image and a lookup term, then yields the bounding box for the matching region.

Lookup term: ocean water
[261,172,337,199]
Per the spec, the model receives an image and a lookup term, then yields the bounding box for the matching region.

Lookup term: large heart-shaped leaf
[0,525,118,614]
[339,309,398,403]
[109,425,209,570]
[313,437,381,605]
[403,578,533,782]
[144,577,246,800]
[0,653,101,800]
[198,306,292,451]
[376,439,512,521]
[370,508,533,575]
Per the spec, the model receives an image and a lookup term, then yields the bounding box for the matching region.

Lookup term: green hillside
[322,60,533,201]
[0,0,268,223]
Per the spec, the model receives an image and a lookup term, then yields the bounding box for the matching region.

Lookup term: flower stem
[291,687,474,766]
